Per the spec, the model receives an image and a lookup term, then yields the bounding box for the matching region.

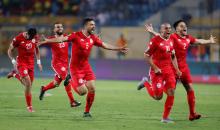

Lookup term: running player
[7,28,42,112]
[138,23,181,123]
[39,18,128,117]
[142,20,216,121]
[38,22,81,107]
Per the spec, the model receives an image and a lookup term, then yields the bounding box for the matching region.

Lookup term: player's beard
[88,28,95,35]
[56,31,63,36]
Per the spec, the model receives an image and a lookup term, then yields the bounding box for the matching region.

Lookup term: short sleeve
[145,39,157,56]
[12,36,20,47]
[93,35,103,47]
[67,32,76,42]
[188,35,196,44]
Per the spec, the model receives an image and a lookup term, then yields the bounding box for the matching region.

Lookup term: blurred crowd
[0,0,176,26]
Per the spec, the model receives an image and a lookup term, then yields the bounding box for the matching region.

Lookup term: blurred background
[0,0,220,83]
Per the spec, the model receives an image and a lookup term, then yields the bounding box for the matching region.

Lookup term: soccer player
[143,20,217,121]
[38,22,81,107]
[7,28,42,112]
[39,18,128,117]
[137,23,182,123]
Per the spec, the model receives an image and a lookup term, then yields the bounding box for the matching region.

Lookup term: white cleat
[161,118,174,123]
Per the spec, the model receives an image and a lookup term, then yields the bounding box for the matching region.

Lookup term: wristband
[12,59,16,65]
[37,59,41,65]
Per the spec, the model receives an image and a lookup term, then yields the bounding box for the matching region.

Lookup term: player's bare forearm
[35,46,41,60]
[144,53,159,71]
[171,53,182,77]
[39,36,68,45]
[8,44,15,60]
[102,42,124,51]
[145,24,159,36]
[195,35,216,44]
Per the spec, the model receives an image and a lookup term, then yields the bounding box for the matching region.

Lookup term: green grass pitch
[0,77,220,130]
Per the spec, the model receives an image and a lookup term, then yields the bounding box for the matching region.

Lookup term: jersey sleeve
[12,36,20,47]
[93,35,103,47]
[67,32,76,42]
[189,35,196,44]
[145,39,157,56]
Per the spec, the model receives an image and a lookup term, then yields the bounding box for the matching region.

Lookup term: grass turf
[0,77,220,130]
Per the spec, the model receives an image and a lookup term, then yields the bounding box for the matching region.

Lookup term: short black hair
[82,17,94,26]
[27,28,37,39]
[173,19,187,30]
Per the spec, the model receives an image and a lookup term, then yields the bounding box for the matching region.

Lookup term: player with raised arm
[7,28,42,112]
[39,18,128,117]
[138,23,181,123]
[38,22,81,107]
[141,20,217,121]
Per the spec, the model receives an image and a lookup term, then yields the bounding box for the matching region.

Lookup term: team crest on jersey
[186,39,190,43]
[61,67,66,71]
[156,83,162,88]
[32,39,36,43]
[23,69,28,74]
[80,39,84,42]
[78,79,84,84]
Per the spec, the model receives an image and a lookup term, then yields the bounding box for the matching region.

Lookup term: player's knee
[53,80,61,87]
[167,88,175,96]
[78,87,87,96]
[154,95,163,100]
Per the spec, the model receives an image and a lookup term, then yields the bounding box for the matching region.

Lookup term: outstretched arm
[195,35,217,44]
[145,24,160,36]
[38,35,69,46]
[101,42,128,53]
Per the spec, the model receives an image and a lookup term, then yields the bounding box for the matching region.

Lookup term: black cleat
[39,86,45,100]
[70,100,81,107]
[137,77,148,90]
[64,74,71,86]
[83,112,92,118]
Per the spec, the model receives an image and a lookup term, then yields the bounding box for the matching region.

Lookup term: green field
[0,77,220,130]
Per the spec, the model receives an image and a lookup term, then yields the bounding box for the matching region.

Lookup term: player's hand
[145,24,154,33]
[119,46,129,54]
[38,64,43,72]
[176,69,182,77]
[154,67,162,74]
[210,35,217,44]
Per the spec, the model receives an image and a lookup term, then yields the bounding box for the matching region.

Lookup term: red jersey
[68,31,103,68]
[47,35,69,65]
[146,35,174,70]
[170,33,196,67]
[12,33,38,65]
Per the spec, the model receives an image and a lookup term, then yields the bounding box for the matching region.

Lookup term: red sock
[187,90,195,115]
[43,81,55,91]
[25,93,32,107]
[85,92,95,113]
[64,83,74,103]
[163,96,174,119]
[70,80,80,95]
[144,81,155,97]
